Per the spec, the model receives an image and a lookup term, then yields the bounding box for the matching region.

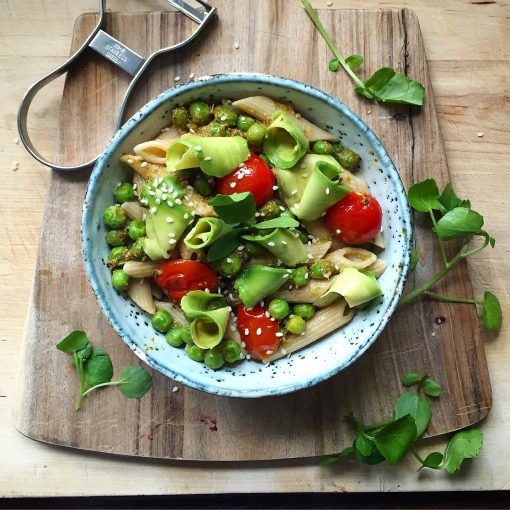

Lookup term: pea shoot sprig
[302,0,425,106]
[321,373,483,473]
[57,331,152,410]
[399,178,502,332]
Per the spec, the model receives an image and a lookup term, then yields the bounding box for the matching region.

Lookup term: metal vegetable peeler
[17,0,217,172]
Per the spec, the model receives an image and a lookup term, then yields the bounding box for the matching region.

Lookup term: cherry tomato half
[215,153,276,207]
[154,259,219,301]
[326,191,383,245]
[237,304,281,361]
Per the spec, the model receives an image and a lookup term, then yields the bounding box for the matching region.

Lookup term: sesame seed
[189,72,195,79]
[204,288,210,293]
[140,161,148,168]
[230,182,237,188]
[290,190,297,196]
[148,190,156,196]
[301,332,305,336]
[256,328,262,336]
[237,173,244,180]
[204,156,212,161]
[194,145,202,151]
[282,273,289,278]
[175,198,183,205]
[169,232,176,237]
[238,245,245,251]
[169,239,176,244]
[477,132,484,137]
[155,198,161,205]
[230,324,236,331]
[150,207,157,214]
[184,213,189,220]
[336,229,341,234]
[276,332,283,337]
[279,206,285,211]
[270,317,275,321]
[162,194,167,200]
[241,341,246,348]
[321,211,326,217]
[234,41,240,49]
[281,348,287,355]
[246,354,251,360]
[267,241,276,247]
[243,329,249,336]
[327,1,333,5]
[142,214,147,220]
[308,254,313,259]
[260,300,264,307]
[255,212,260,217]
[300,164,305,169]
[272,185,279,190]
[226,258,233,263]
[220,115,227,121]
[301,173,308,178]
[127,159,133,164]
[167,201,174,207]
[326,188,330,195]
[166,217,174,223]
[174,76,181,82]
[281,240,287,245]
[266,350,273,355]
[172,386,179,393]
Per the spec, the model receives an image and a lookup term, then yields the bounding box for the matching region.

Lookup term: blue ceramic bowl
[82,73,412,397]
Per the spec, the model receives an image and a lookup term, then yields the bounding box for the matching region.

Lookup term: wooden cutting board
[13,1,492,461]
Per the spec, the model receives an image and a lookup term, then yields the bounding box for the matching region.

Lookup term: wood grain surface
[12,3,492,462]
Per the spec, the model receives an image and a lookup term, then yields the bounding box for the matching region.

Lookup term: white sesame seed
[266,350,273,355]
[308,254,314,259]
[282,273,290,278]
[194,145,202,151]
[230,324,236,331]
[241,341,246,348]
[230,182,237,188]
[477,132,484,137]
[150,207,157,214]
[155,198,161,205]
[167,201,174,207]
[172,386,179,393]
[140,161,148,168]
[256,328,262,336]
[321,211,326,217]
[220,115,227,121]
[186,185,193,190]
[300,164,305,169]
[226,257,233,263]
[290,190,298,196]
[162,194,167,200]
[243,329,249,336]
[142,214,147,221]
[204,156,212,161]
[281,240,287,245]
[276,332,283,337]
[279,206,285,211]
[246,354,251,360]
[281,348,287,355]
[204,288,210,293]
[184,213,189,220]
[260,300,264,307]
[272,185,279,190]
[189,72,195,79]
[267,241,276,247]
[327,1,333,6]
[169,239,176,244]
[270,317,275,321]
[301,173,308,178]
[127,159,133,164]
[174,76,181,82]
[238,245,245,251]
[326,188,330,195]
[237,173,244,180]
[148,190,156,196]
[234,41,240,49]
[175,198,183,205]
[336,229,341,234]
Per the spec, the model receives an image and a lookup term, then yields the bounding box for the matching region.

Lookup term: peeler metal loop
[17,0,217,172]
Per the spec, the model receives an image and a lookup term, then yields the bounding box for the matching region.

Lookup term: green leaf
[117,366,153,398]
[422,452,443,469]
[254,217,300,230]
[356,67,425,106]
[407,179,441,212]
[439,183,470,213]
[56,331,90,354]
[83,348,113,387]
[402,372,422,387]
[328,58,340,72]
[354,442,385,465]
[483,291,502,331]
[373,414,417,464]
[434,207,484,240]
[355,433,374,457]
[345,54,363,69]
[423,378,442,397]
[395,392,432,439]
[489,236,496,248]
[206,227,250,262]
[73,342,93,365]
[208,192,256,226]
[318,454,340,465]
[440,428,483,474]
[409,247,419,271]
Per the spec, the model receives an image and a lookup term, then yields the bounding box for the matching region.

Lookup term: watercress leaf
[339,446,355,458]
[207,227,250,262]
[345,54,363,69]
[354,442,385,465]
[254,217,300,229]
[422,452,443,469]
[434,207,484,240]
[355,84,375,99]
[409,247,419,271]
[402,372,422,387]
[362,67,395,92]
[318,454,340,465]
[440,428,483,474]
[71,342,93,367]
[423,378,442,397]
[208,192,256,226]
[343,412,362,430]
[483,291,502,332]
[118,366,152,398]
[407,179,441,212]
[439,183,470,213]
[57,331,90,354]
[395,392,432,439]
[355,433,374,457]
[83,348,113,387]
[328,58,340,72]
[373,414,417,464]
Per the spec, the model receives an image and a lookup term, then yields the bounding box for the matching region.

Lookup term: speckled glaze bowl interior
[83,73,412,397]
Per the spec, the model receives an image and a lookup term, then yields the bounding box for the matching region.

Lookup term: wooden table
[1,0,508,497]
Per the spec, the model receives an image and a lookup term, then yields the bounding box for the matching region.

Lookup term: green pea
[194,175,214,196]
[311,140,333,155]
[114,183,135,204]
[237,115,255,132]
[268,298,290,320]
[258,153,271,167]
[188,101,211,126]
[246,123,266,145]
[221,340,241,363]
[310,259,335,280]
[204,348,225,369]
[245,241,266,256]
[105,229,128,247]
[103,205,127,229]
[151,309,174,333]
[185,343,205,362]
[107,246,129,268]
[331,142,344,155]
[220,254,243,276]
[130,238,146,260]
[207,121,228,137]
[111,269,130,292]
[290,266,309,287]
[127,219,146,241]
[180,324,194,345]
[214,105,238,127]
[171,106,189,129]
[293,303,315,321]
[285,315,306,335]
[165,326,184,347]
[338,148,361,170]
[258,200,280,220]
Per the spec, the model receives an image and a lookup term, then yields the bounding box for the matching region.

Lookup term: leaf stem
[302,0,365,88]
[74,354,86,411]
[81,379,122,398]
[429,211,448,267]
[411,444,425,465]
[364,417,395,432]
[459,230,490,259]
[423,291,482,306]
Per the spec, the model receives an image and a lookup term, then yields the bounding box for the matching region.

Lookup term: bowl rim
[82,72,413,398]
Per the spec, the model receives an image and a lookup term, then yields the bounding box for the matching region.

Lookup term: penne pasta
[121,201,148,221]
[265,299,354,363]
[120,154,167,181]
[329,237,348,251]
[123,261,159,278]
[305,240,332,261]
[273,279,333,303]
[132,172,147,196]
[302,219,332,241]
[128,278,156,314]
[366,258,388,278]
[372,231,386,250]
[134,139,173,165]
[340,169,368,193]
[182,188,217,218]
[157,126,181,141]
[154,299,186,325]
[325,247,377,271]
[232,96,337,142]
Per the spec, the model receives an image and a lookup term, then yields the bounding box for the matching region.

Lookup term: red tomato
[154,260,219,301]
[237,304,281,361]
[326,192,383,245]
[215,153,276,207]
